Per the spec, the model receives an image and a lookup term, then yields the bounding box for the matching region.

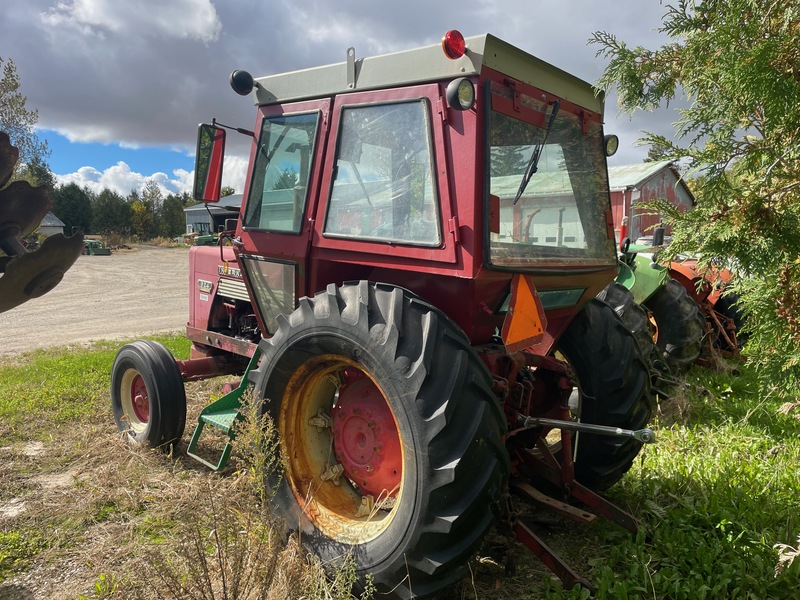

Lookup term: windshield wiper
[513,99,560,205]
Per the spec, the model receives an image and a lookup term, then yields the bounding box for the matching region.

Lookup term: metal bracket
[346,47,356,89]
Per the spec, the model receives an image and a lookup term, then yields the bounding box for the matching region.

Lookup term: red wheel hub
[130,374,150,423]
[331,370,402,498]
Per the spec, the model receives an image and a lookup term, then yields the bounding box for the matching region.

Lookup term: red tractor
[112,31,654,596]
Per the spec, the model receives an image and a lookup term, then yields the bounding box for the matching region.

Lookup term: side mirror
[652,223,665,246]
[193,123,226,203]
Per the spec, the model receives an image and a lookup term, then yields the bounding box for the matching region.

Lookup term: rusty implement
[0,131,84,314]
[508,403,647,590]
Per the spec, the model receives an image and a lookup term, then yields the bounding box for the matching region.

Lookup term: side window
[323,100,441,246]
[243,112,319,233]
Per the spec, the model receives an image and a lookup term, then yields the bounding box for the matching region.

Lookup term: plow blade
[0,233,84,313]
[0,130,84,314]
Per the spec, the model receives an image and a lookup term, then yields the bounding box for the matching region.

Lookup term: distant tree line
[51,179,195,240]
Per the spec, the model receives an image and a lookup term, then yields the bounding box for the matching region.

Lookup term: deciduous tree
[0,56,49,177]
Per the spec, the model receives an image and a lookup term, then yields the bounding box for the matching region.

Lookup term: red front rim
[130,374,150,423]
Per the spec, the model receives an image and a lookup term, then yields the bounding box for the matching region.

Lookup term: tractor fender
[669,259,714,305]
[618,254,669,305]
[670,259,736,307]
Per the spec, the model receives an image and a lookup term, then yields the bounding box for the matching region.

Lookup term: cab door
[236,98,330,337]
[311,84,459,279]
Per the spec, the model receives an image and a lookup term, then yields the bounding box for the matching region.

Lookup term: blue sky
[41,129,194,175]
[2,0,676,198]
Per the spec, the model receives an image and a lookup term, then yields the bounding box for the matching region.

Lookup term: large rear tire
[250,281,509,598]
[557,299,653,490]
[110,340,186,449]
[598,282,662,375]
[643,278,706,372]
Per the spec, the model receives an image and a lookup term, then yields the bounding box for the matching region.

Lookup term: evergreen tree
[159,193,188,237]
[53,183,93,234]
[592,0,800,389]
[92,189,131,234]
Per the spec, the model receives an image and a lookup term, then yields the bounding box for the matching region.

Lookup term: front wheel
[110,340,186,449]
[250,282,509,598]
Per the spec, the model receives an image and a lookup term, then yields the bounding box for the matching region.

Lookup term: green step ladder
[186,348,261,471]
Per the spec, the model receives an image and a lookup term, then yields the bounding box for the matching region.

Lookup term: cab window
[323,100,441,246]
[243,112,319,233]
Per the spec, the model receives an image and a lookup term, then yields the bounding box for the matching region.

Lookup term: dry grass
[0,378,362,600]
[3,342,707,600]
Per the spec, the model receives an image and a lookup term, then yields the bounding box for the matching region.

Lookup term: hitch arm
[522,416,656,444]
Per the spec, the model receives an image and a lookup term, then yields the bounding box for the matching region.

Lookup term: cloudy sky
[1,0,677,197]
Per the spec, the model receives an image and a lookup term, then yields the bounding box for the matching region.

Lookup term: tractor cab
[195,30,619,352]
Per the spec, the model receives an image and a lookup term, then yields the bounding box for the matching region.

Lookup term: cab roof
[252,33,604,115]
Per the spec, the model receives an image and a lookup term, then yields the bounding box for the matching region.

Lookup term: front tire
[250,282,509,598]
[557,299,653,490]
[111,340,186,449]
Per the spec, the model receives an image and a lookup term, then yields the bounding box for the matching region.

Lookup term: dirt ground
[0,246,188,356]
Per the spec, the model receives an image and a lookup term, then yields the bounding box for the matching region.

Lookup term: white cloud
[53,154,249,198]
[55,161,194,197]
[4,0,682,186]
[42,0,221,42]
[221,155,249,195]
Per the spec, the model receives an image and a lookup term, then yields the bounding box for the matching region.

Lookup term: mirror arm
[212,118,255,138]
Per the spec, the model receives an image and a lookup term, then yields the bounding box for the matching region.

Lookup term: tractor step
[186,348,261,471]
[199,408,239,433]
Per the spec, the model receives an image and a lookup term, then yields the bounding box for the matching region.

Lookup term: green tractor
[600,226,705,382]
[82,238,112,256]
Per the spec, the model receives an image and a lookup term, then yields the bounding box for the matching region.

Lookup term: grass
[539,363,800,600]
[0,338,798,598]
[0,337,191,440]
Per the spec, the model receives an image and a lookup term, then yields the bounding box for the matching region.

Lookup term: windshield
[487,87,615,269]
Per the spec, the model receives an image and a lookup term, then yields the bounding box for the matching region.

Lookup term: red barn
[608,160,694,242]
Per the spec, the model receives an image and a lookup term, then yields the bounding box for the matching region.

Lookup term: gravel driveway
[0,245,189,356]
